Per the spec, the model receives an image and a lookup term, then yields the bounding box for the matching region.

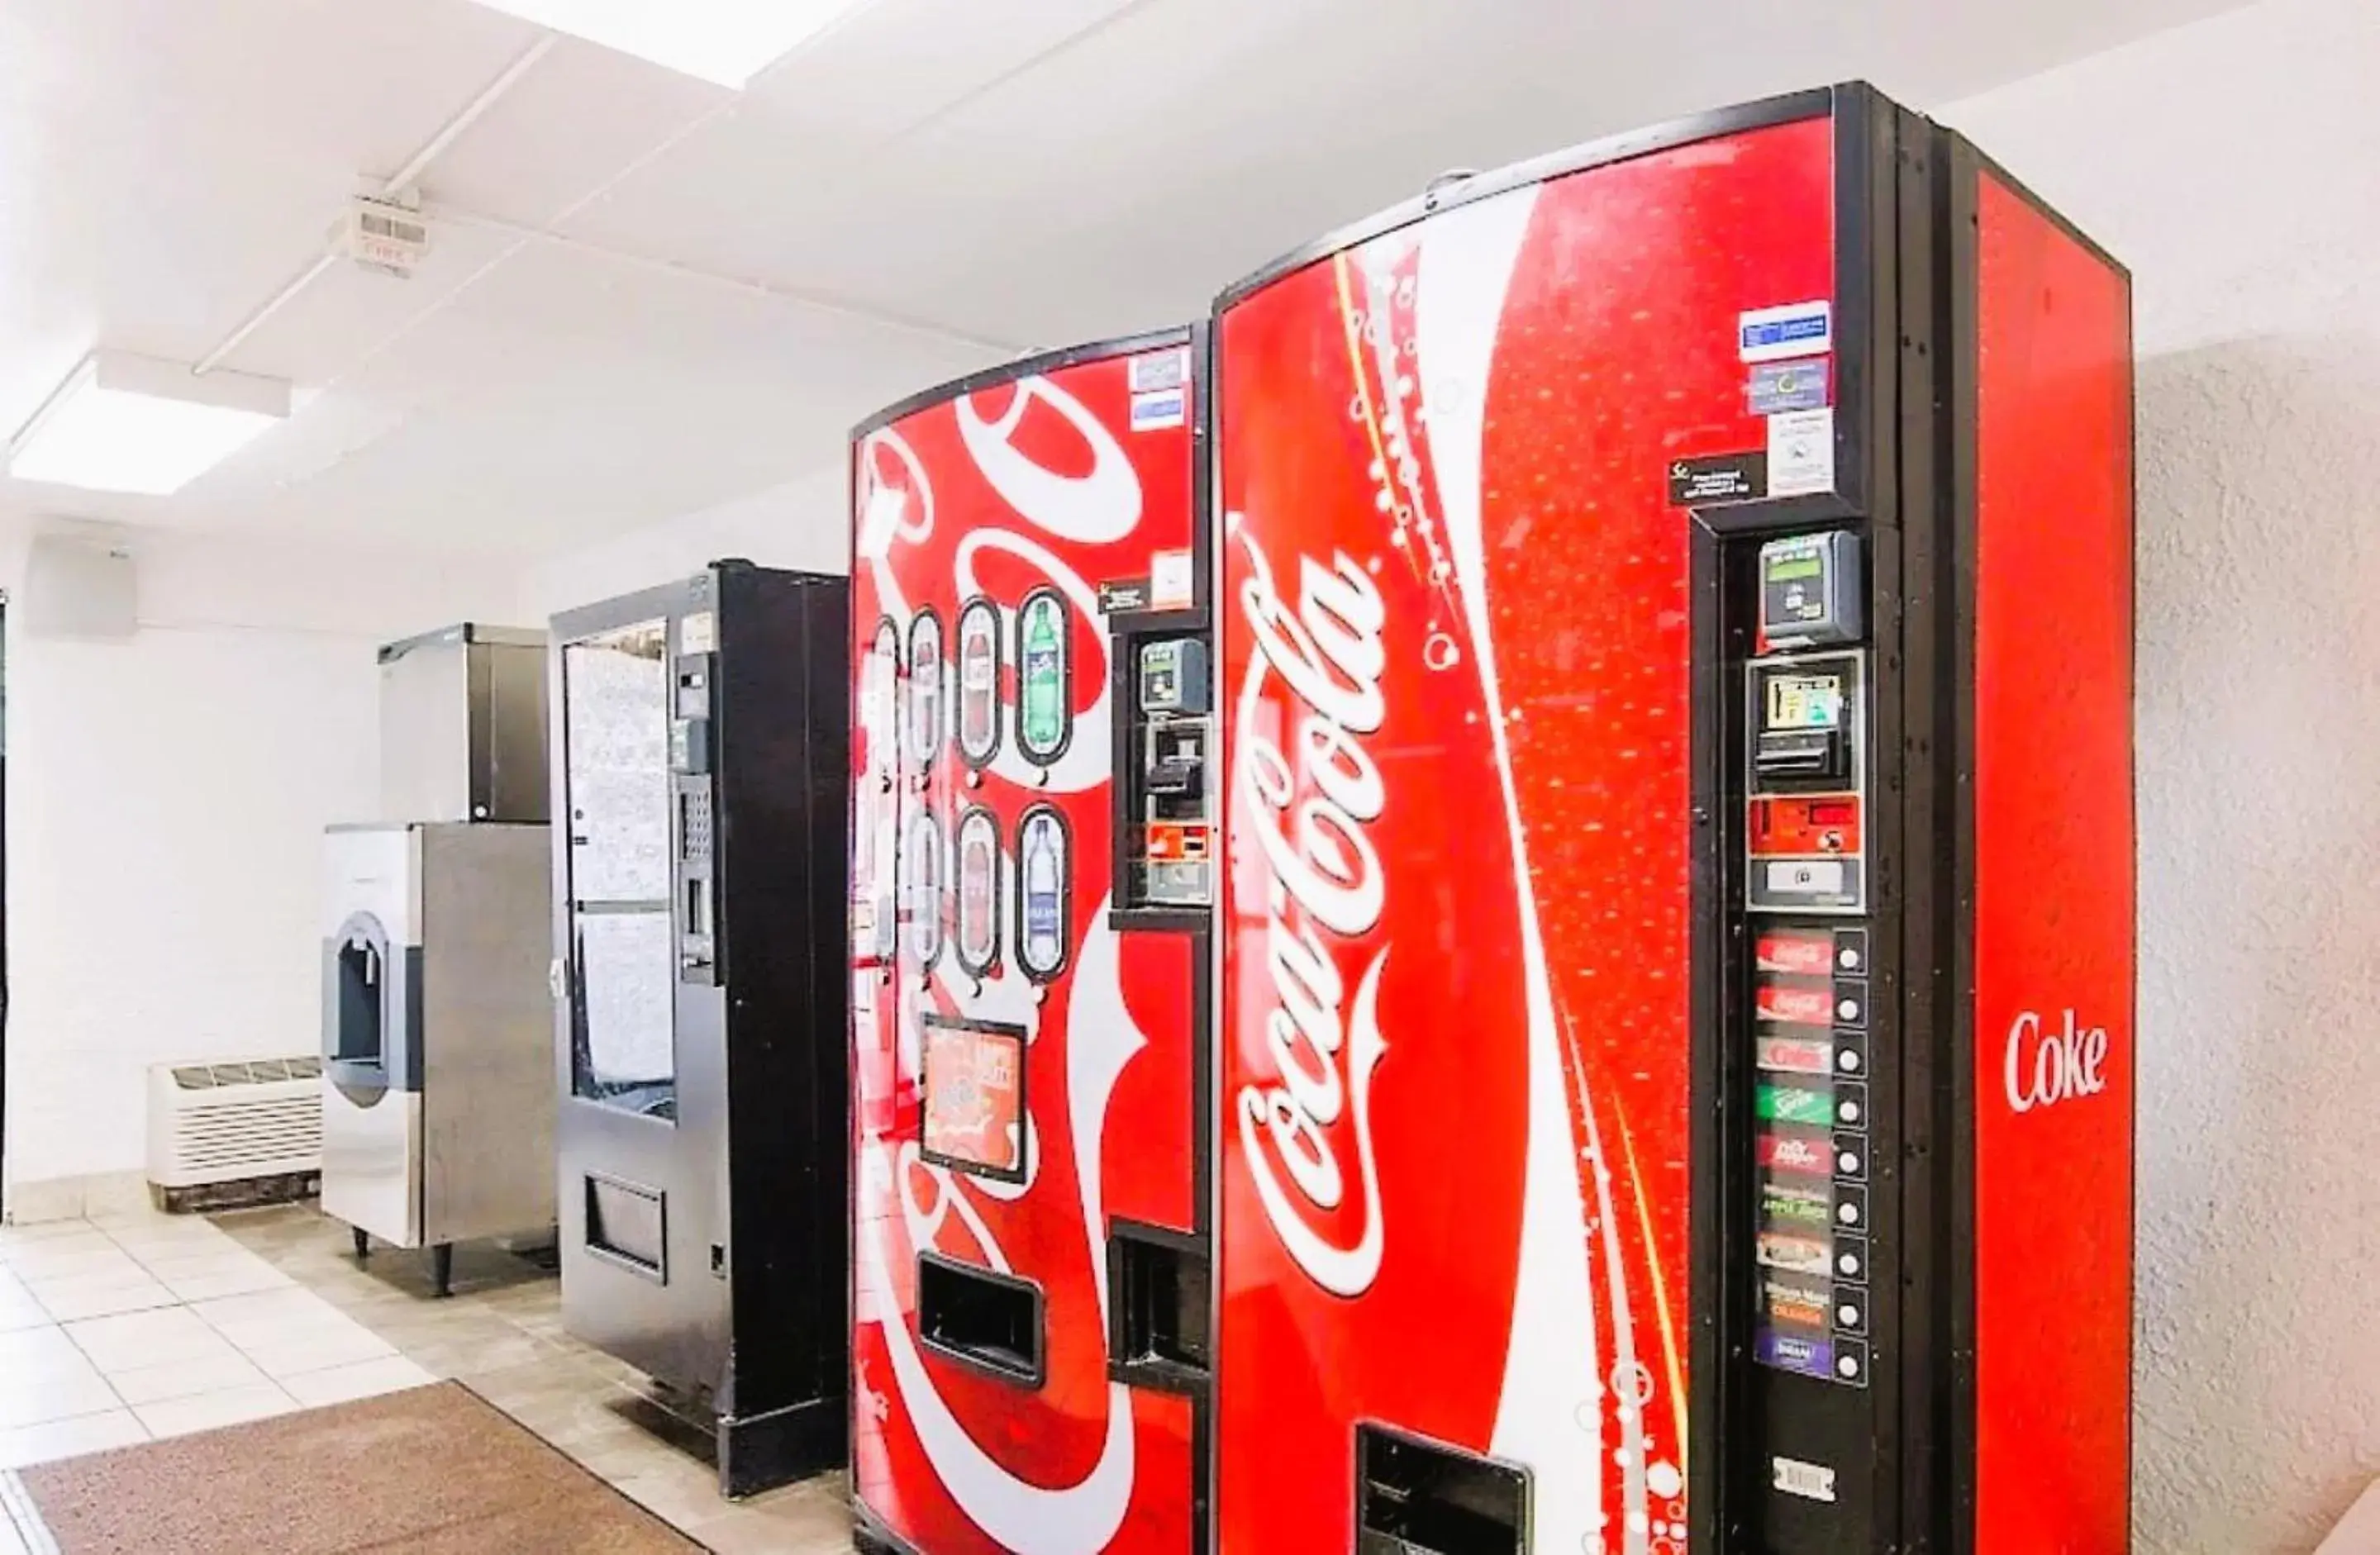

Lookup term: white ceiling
[0,0,2241,562]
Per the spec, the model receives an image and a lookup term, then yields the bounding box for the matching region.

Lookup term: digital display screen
[921,1019,1026,1179]
[1766,557,1824,582]
[1765,674,1843,730]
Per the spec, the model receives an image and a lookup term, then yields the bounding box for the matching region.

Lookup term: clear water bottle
[1021,811,1064,974]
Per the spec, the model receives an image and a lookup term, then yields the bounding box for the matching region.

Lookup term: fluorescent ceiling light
[7,351,289,497]
[469,0,867,88]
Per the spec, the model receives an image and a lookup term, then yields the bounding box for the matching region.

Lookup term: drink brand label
[1762,1182,1833,1228]
[1755,1327,1835,1378]
[1756,1132,1830,1176]
[1755,932,1835,975]
[1231,536,1392,1298]
[1756,1232,1832,1277]
[1756,1036,1832,1076]
[1756,982,1835,1027]
[1757,1083,1834,1127]
[1763,1277,1831,1331]
[2003,1008,2112,1114]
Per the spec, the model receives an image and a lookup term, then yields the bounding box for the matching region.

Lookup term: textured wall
[1943,1,2380,1548]
[0,524,518,1195]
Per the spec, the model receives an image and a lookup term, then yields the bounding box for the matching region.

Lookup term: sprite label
[1757,1084,1835,1127]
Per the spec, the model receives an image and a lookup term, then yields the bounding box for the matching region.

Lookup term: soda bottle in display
[907,815,942,964]
[1021,811,1064,974]
[959,605,997,760]
[957,815,997,968]
[1020,597,1065,757]
[909,616,944,763]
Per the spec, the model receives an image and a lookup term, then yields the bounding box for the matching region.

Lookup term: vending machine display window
[1013,805,1071,981]
[560,619,677,1119]
[1015,588,1071,764]
[956,598,1002,768]
[868,620,900,964]
[905,812,945,970]
[919,1015,1027,1183]
[907,610,945,768]
[953,807,1002,977]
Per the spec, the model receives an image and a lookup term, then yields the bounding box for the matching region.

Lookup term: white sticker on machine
[679,610,717,654]
[1128,348,1190,394]
[1767,407,1835,498]
[1773,1456,1840,1504]
[1150,549,1196,610]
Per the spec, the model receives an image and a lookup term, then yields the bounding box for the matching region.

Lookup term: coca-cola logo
[2002,1009,2111,1114]
[1232,528,1392,1297]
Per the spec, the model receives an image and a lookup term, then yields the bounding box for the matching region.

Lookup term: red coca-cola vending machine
[849,332,1217,1555]
[1209,81,2134,1555]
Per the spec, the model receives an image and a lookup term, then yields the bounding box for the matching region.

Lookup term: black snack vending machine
[549,561,851,1496]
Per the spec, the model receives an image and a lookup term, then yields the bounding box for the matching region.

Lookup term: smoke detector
[329,195,431,279]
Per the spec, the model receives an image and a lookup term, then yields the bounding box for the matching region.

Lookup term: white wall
[1,521,517,1208]
[1942,2,2380,1549]
[517,468,850,621]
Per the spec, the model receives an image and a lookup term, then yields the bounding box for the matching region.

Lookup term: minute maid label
[1758,1083,1835,1127]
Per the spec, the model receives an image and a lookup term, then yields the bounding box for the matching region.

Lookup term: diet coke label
[1232,527,1392,1297]
[2002,1009,2111,1114]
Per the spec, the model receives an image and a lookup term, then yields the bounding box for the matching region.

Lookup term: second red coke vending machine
[1210,82,2133,1555]
[850,333,1216,1555]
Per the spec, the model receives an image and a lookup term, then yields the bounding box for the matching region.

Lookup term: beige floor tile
[0,1228,112,1263]
[5,1244,143,1285]
[0,1220,100,1246]
[0,1289,49,1336]
[132,1382,297,1439]
[685,1503,855,1555]
[106,1351,275,1407]
[126,1244,275,1280]
[155,1263,297,1303]
[92,1213,228,1251]
[236,1320,397,1380]
[279,1356,436,1408]
[63,1306,238,1373]
[24,1274,178,1324]
[0,1408,148,1470]
[0,1334,120,1432]
[185,1286,348,1334]
[608,1462,733,1529]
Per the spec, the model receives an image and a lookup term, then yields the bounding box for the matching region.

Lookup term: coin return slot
[917,1253,1045,1388]
[1111,1232,1210,1372]
[1357,1424,1530,1555]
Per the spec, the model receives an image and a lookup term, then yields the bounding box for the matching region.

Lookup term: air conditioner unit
[145,1056,326,1213]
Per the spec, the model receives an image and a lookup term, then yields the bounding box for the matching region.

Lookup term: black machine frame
[550,560,850,1499]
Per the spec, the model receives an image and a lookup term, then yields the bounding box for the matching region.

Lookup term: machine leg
[432,1243,454,1299]
[352,1226,370,1262]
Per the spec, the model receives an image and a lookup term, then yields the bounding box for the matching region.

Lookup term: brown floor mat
[14,1381,702,1554]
